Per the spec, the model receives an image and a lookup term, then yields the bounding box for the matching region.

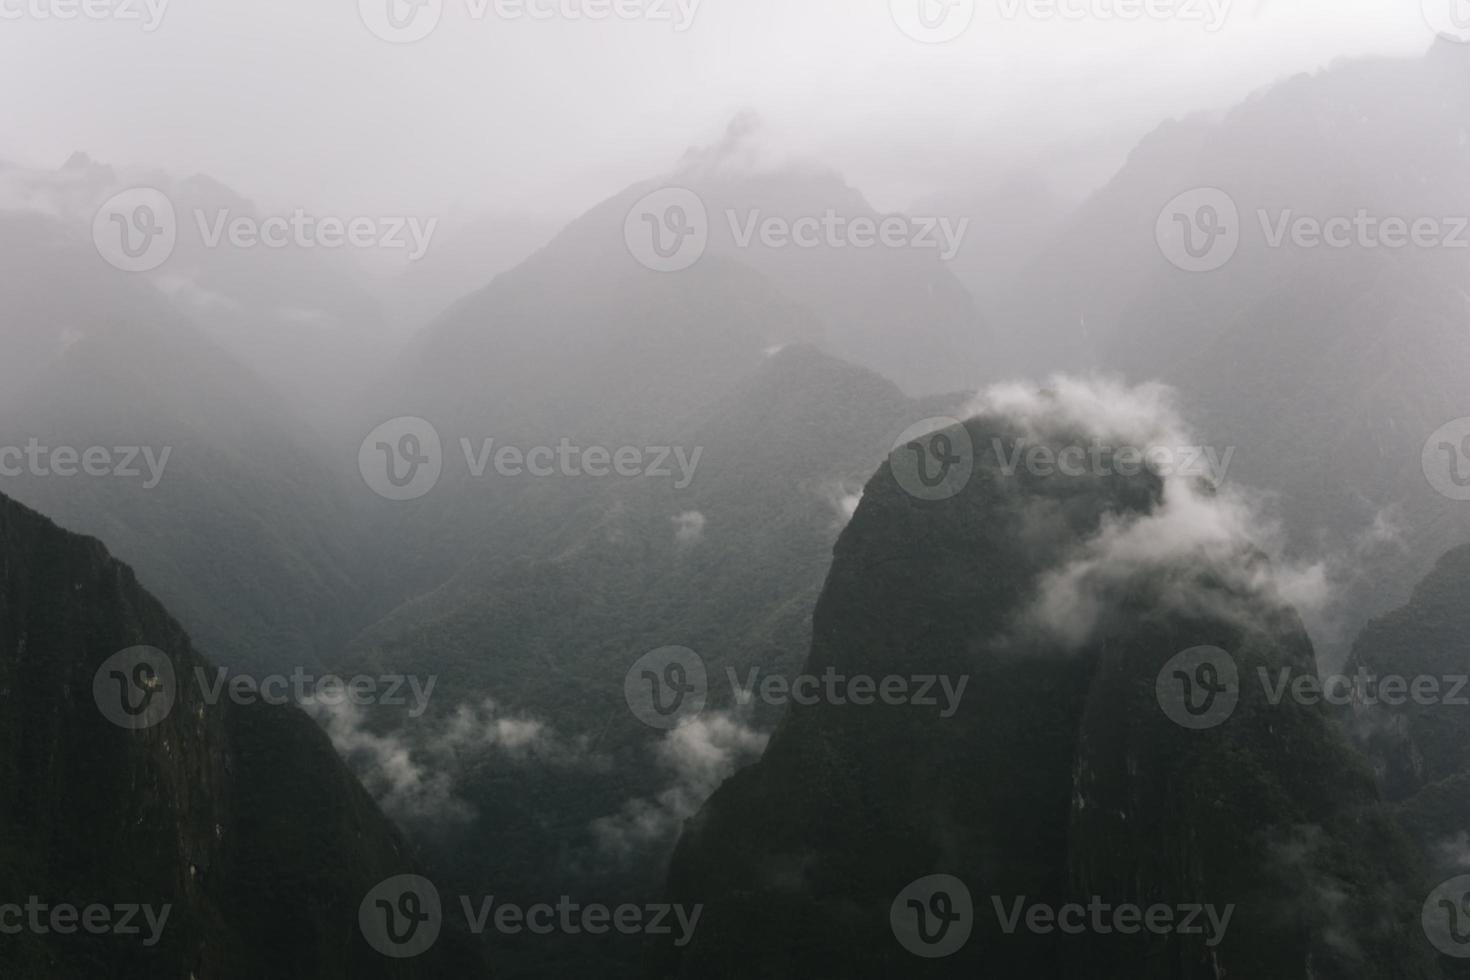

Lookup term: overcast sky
[0,0,1443,218]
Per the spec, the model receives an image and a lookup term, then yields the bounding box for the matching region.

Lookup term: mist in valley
[4,1,1470,977]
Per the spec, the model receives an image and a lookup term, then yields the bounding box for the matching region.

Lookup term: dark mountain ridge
[665,408,1434,978]
[0,491,483,978]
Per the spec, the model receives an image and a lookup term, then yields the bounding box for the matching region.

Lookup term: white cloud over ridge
[310,695,601,829]
[966,375,1374,651]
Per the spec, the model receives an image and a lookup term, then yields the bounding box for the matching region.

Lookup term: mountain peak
[57,149,117,184]
[61,149,96,169]
[666,405,1429,977]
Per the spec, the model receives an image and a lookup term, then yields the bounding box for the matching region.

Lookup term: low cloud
[966,375,1350,650]
[810,479,863,530]
[1432,833,1470,875]
[672,510,707,546]
[310,695,597,830]
[591,711,768,863]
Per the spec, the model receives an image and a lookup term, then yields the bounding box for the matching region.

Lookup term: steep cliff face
[664,409,1431,979]
[0,493,482,979]
[1345,544,1470,881]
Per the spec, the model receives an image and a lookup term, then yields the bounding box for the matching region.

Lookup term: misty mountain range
[4,29,1470,980]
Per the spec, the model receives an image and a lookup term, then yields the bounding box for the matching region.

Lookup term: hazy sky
[0,0,1441,218]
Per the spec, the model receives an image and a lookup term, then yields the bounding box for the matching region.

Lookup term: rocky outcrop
[664,412,1433,978]
[0,492,483,979]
